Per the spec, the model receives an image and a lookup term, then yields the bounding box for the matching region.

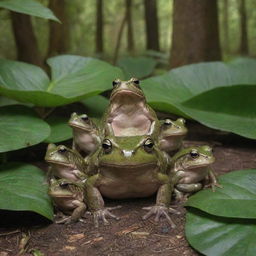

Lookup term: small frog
[68,112,101,156]
[102,78,160,138]
[159,118,187,154]
[170,145,220,200]
[85,135,179,227]
[45,144,87,182]
[48,178,86,224]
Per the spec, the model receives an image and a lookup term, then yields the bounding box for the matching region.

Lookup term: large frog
[102,78,160,138]
[85,135,179,227]
[159,118,187,154]
[45,144,87,182]
[68,112,101,156]
[48,178,86,224]
[170,145,220,200]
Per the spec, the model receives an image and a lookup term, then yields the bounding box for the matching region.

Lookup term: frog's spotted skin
[171,145,220,200]
[48,178,86,224]
[159,118,187,154]
[45,144,87,182]
[102,78,160,138]
[85,135,179,227]
[68,112,101,156]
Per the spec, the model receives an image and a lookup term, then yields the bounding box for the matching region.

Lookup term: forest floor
[0,122,255,256]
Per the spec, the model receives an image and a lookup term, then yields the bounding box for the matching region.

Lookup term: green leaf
[0,105,50,152]
[0,56,124,107]
[44,116,72,143]
[117,56,157,79]
[81,95,109,118]
[185,208,256,256]
[0,162,53,220]
[186,169,256,218]
[142,60,256,139]
[179,85,256,139]
[0,0,59,21]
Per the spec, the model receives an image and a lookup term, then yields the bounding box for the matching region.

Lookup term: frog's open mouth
[111,89,144,101]
[68,122,92,131]
[45,160,74,168]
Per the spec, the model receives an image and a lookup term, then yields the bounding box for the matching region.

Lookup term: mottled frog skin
[171,145,220,200]
[159,118,187,154]
[68,112,101,156]
[85,135,179,227]
[48,178,86,224]
[101,78,160,138]
[45,144,87,182]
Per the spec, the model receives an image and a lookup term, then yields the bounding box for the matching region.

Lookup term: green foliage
[0,56,124,107]
[185,169,256,256]
[117,56,157,79]
[0,162,54,220]
[0,0,59,21]
[142,60,256,139]
[0,105,50,153]
[186,169,256,218]
[186,208,256,256]
[81,95,109,118]
[44,115,72,143]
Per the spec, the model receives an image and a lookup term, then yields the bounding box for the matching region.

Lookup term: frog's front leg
[205,168,222,191]
[174,183,203,201]
[56,200,87,224]
[85,174,120,227]
[142,174,180,228]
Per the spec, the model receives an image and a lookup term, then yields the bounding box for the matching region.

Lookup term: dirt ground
[0,122,255,256]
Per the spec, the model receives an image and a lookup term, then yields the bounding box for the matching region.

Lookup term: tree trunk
[223,0,229,53]
[48,0,70,57]
[126,0,134,53]
[11,12,43,67]
[170,0,221,68]
[239,0,249,55]
[95,0,104,54]
[144,0,160,51]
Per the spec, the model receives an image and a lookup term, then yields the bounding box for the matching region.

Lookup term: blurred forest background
[1,0,255,70]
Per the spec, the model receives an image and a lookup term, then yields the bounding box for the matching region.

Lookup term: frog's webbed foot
[205,182,223,192]
[93,206,121,227]
[142,205,180,228]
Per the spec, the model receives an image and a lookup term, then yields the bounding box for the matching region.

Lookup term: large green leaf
[117,56,157,79]
[185,208,256,256]
[0,0,59,21]
[0,105,50,152]
[0,162,53,220]
[142,60,256,139]
[81,95,109,118]
[44,115,72,143]
[179,85,256,139]
[0,56,124,107]
[186,169,256,218]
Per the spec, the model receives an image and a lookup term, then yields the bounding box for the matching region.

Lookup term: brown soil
[0,122,255,256]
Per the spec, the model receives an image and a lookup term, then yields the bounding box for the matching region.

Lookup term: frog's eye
[102,139,112,153]
[164,119,172,126]
[131,78,141,88]
[58,146,67,153]
[59,182,69,188]
[144,138,154,153]
[81,114,89,122]
[177,118,186,124]
[190,149,199,158]
[112,79,121,87]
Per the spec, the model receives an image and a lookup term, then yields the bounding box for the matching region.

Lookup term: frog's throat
[99,161,157,168]
[111,89,144,101]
